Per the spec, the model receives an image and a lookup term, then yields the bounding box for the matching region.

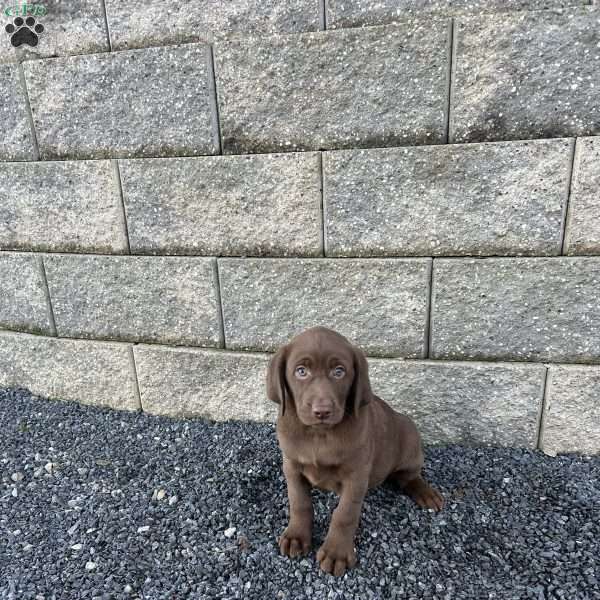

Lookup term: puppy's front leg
[317,477,368,576]
[279,457,313,558]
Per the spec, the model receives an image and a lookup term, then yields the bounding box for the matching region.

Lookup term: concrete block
[327,0,586,27]
[324,138,570,257]
[0,330,139,410]
[564,136,600,255]
[0,0,108,64]
[0,65,34,160]
[214,21,449,153]
[134,345,274,420]
[541,365,600,455]
[219,258,431,356]
[0,252,52,335]
[23,44,218,159]
[370,359,546,447]
[451,8,600,143]
[0,160,127,253]
[431,258,600,362]
[44,255,222,346]
[121,153,322,257]
[105,0,320,50]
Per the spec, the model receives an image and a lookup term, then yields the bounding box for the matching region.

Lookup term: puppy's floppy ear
[266,344,290,417]
[349,345,373,418]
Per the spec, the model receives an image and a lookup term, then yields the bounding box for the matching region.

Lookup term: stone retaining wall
[1,1,599,455]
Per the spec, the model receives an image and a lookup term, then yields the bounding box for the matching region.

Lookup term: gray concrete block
[431,258,600,363]
[43,255,222,346]
[0,330,139,410]
[219,258,431,356]
[541,365,600,455]
[214,21,449,154]
[105,0,320,50]
[0,160,127,253]
[121,153,322,257]
[134,345,274,420]
[327,0,586,27]
[0,1,108,64]
[0,65,34,160]
[451,8,600,143]
[564,136,600,255]
[324,138,570,257]
[0,252,52,335]
[369,359,546,447]
[23,45,218,160]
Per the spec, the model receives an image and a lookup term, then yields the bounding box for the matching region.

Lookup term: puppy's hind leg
[388,469,444,512]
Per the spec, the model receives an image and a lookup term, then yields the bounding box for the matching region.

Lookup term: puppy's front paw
[317,537,357,577]
[278,527,311,558]
[411,483,445,512]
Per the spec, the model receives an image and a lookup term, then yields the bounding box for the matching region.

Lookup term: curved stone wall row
[0,330,598,455]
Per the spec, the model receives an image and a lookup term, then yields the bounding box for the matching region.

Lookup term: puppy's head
[266,327,373,427]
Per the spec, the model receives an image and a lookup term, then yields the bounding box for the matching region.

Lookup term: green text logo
[3,3,47,17]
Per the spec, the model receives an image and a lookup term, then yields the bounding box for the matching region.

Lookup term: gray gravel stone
[43,255,222,347]
[1,386,599,599]
[23,44,218,160]
[0,252,52,335]
[121,153,322,257]
[327,0,587,27]
[214,21,450,154]
[451,7,600,143]
[134,345,274,420]
[324,138,571,257]
[0,0,108,64]
[0,65,34,160]
[0,160,126,253]
[541,365,600,456]
[219,258,431,356]
[564,136,600,255]
[105,0,320,50]
[431,257,600,363]
[369,359,546,447]
[0,333,139,409]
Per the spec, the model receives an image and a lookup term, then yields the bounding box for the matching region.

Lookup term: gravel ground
[1,387,599,600]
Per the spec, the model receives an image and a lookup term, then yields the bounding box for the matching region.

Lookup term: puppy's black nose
[313,409,331,420]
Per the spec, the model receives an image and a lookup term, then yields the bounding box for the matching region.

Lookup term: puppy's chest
[288,441,346,494]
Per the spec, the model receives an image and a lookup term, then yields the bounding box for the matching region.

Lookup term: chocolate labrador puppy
[267,326,443,576]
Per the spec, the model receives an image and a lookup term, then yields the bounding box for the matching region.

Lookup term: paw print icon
[5,16,45,47]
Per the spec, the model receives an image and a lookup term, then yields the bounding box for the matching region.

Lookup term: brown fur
[267,326,444,576]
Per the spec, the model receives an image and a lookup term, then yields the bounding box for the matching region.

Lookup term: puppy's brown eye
[295,366,309,379]
[331,366,346,379]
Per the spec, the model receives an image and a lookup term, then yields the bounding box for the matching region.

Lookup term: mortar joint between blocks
[38,256,57,337]
[17,63,40,161]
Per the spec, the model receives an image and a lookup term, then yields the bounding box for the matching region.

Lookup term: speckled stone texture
[134,345,274,421]
[0,0,108,64]
[327,0,586,27]
[564,136,600,255]
[0,252,52,335]
[369,359,546,447]
[214,21,450,154]
[218,258,431,356]
[451,7,600,143]
[0,160,127,253]
[43,255,222,347]
[541,365,600,455]
[105,0,320,50]
[0,331,139,410]
[431,258,600,363]
[0,65,34,160]
[120,153,322,257]
[324,138,570,257]
[23,45,218,160]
